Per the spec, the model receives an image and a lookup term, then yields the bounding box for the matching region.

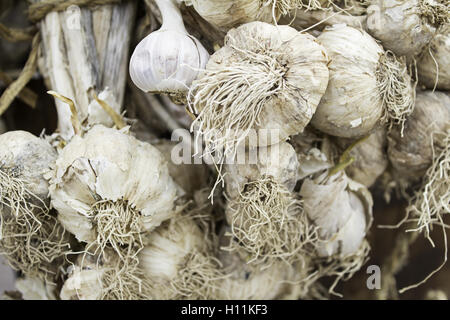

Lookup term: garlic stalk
[311,25,415,138]
[129,0,209,104]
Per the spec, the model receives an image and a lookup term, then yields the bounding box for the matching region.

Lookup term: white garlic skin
[139,218,205,281]
[366,0,436,61]
[224,141,299,200]
[60,267,104,300]
[0,131,56,202]
[312,25,384,138]
[418,25,450,90]
[129,29,209,94]
[188,0,273,31]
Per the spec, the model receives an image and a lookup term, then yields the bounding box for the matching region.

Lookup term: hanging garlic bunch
[223,142,316,265]
[366,0,449,61]
[138,215,222,299]
[0,131,70,281]
[48,125,183,255]
[417,24,450,90]
[334,128,388,188]
[60,246,153,300]
[311,24,415,138]
[189,21,329,161]
[129,0,209,104]
[387,90,450,183]
[300,170,373,258]
[213,227,303,300]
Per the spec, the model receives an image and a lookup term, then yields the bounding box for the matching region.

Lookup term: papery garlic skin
[388,90,450,181]
[60,267,104,300]
[0,131,56,202]
[418,25,450,90]
[15,277,57,300]
[49,125,182,243]
[300,172,373,257]
[87,88,122,128]
[139,218,205,281]
[312,25,384,137]
[366,0,437,60]
[129,0,209,101]
[224,141,299,200]
[213,229,291,300]
[187,0,273,31]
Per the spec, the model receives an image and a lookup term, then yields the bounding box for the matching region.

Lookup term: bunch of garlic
[0,131,70,280]
[366,0,448,61]
[138,214,221,299]
[129,0,209,104]
[48,125,183,251]
[311,24,415,138]
[189,21,329,160]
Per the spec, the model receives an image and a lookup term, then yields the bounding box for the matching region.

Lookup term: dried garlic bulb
[223,142,316,265]
[49,125,182,249]
[335,128,388,188]
[388,90,450,181]
[300,171,373,257]
[60,247,153,300]
[0,131,69,280]
[311,24,415,138]
[418,25,450,90]
[189,21,329,158]
[366,0,448,60]
[213,229,293,300]
[129,0,209,104]
[139,216,222,299]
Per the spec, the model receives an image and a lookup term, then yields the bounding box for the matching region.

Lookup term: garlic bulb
[366,0,447,60]
[418,25,450,90]
[223,142,315,265]
[335,128,388,188]
[189,21,329,159]
[60,248,153,300]
[0,131,69,280]
[187,0,273,31]
[139,215,221,299]
[129,0,209,103]
[49,125,182,247]
[311,24,415,138]
[300,171,373,257]
[213,228,293,300]
[388,90,450,181]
